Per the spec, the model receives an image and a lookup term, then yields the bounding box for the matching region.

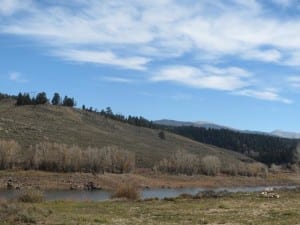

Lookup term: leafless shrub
[0,140,21,169]
[112,183,140,200]
[100,146,135,173]
[155,150,268,177]
[156,150,200,175]
[247,162,268,177]
[201,155,221,176]
[221,163,238,176]
[17,189,44,203]
[0,140,135,174]
[235,162,268,177]
[33,142,69,171]
[31,143,135,173]
[269,163,282,173]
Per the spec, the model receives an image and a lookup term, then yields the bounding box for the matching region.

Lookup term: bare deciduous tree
[201,155,221,176]
[0,140,21,169]
[156,150,199,175]
[0,140,135,173]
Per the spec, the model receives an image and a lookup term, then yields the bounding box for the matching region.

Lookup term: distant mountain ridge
[155,119,300,139]
[271,130,300,139]
[154,119,234,130]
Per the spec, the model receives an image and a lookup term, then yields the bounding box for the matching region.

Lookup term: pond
[0,185,298,202]
[142,185,298,199]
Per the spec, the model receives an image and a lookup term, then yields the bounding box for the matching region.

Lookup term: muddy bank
[0,170,299,191]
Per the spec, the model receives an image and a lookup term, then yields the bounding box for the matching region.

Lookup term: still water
[0,185,297,201]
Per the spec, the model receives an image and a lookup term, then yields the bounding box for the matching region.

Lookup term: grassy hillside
[0,99,252,168]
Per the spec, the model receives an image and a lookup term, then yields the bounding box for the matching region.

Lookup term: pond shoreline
[0,170,299,191]
[1,185,299,202]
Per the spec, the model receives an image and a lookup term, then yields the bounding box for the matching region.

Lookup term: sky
[1,0,300,132]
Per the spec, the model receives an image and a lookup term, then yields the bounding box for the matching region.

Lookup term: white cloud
[1,0,300,67]
[102,76,133,83]
[271,0,294,7]
[283,51,300,66]
[242,49,282,63]
[1,0,300,103]
[235,89,292,104]
[151,65,251,91]
[9,72,28,83]
[0,0,32,15]
[287,76,300,88]
[55,50,149,70]
[151,64,292,104]
[287,76,300,82]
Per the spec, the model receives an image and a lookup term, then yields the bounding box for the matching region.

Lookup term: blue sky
[1,0,300,132]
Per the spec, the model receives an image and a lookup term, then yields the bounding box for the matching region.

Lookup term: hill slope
[0,99,252,167]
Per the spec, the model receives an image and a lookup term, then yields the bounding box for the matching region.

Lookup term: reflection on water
[142,187,205,199]
[0,185,297,202]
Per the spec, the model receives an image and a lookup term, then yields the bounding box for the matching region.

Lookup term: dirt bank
[0,170,299,191]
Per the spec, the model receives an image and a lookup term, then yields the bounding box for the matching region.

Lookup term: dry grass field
[1,189,300,225]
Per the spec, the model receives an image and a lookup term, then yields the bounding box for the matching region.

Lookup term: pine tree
[62,96,75,107]
[51,93,61,105]
[16,93,32,106]
[36,92,48,104]
[158,131,166,140]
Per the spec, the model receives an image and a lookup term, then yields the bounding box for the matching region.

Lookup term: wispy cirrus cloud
[287,76,300,88]
[0,0,32,16]
[151,65,252,91]
[55,50,149,70]
[102,76,134,83]
[151,64,291,103]
[271,0,294,7]
[242,49,282,63]
[235,89,292,104]
[2,0,300,65]
[8,72,28,83]
[1,0,300,102]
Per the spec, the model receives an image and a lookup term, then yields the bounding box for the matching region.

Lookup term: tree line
[0,93,17,101]
[168,126,298,165]
[82,106,159,129]
[15,92,75,107]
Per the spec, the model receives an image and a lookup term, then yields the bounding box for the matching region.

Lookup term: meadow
[1,189,300,225]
